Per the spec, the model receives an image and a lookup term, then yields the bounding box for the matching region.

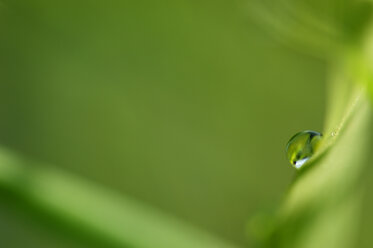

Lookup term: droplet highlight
[286,130,322,169]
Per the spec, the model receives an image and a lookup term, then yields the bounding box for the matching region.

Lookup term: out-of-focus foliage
[0,0,327,247]
[249,71,371,248]
[249,0,373,58]
[1,0,373,248]
[248,0,373,248]
[0,148,238,248]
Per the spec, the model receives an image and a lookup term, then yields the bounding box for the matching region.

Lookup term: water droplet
[286,130,323,169]
[331,131,336,137]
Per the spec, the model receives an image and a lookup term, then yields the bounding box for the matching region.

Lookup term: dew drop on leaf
[286,130,323,169]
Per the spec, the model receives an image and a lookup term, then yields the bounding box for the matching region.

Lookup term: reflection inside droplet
[286,130,322,169]
[294,158,309,169]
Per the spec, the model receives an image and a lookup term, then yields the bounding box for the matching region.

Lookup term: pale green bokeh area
[6,0,372,247]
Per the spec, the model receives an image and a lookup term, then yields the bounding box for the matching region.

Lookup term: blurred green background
[4,0,373,247]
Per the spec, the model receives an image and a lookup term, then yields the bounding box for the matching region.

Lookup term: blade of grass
[0,150,239,248]
[256,62,372,247]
